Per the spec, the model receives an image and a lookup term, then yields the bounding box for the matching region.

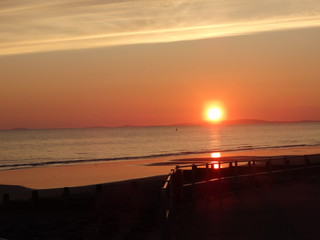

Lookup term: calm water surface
[0,122,319,170]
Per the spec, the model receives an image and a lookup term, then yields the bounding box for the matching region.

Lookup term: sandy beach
[0,146,320,239]
[0,175,167,240]
[1,0,319,238]
[1,146,319,191]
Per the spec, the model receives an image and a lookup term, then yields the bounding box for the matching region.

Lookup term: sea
[0,122,319,171]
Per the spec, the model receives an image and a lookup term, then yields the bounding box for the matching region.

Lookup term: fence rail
[161,153,320,238]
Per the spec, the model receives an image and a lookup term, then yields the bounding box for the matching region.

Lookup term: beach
[1,0,319,238]
[0,175,167,240]
[0,145,319,191]
[173,179,320,240]
[0,146,320,239]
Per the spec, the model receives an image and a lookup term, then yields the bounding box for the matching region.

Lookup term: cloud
[1,0,320,55]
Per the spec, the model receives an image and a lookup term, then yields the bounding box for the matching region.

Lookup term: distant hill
[221,119,270,125]
[173,119,320,126]
[2,119,319,131]
[8,128,30,131]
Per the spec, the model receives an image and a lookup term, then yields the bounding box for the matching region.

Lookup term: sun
[203,102,226,123]
[208,107,222,121]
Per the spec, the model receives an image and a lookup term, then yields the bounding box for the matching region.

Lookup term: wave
[1,143,319,171]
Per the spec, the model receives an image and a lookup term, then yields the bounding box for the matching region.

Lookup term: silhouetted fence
[161,154,320,238]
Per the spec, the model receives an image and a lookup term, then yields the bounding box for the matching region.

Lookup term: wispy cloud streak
[1,0,320,55]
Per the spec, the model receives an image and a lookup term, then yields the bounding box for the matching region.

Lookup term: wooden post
[283,157,287,171]
[217,161,222,205]
[206,163,210,181]
[304,155,310,166]
[266,159,272,172]
[63,187,70,198]
[131,181,138,191]
[234,161,238,177]
[286,158,290,172]
[32,190,39,202]
[252,160,256,173]
[31,190,39,210]
[96,184,102,194]
[234,161,238,192]
[2,193,10,206]
[227,162,233,177]
[63,187,70,209]
[252,160,256,187]
[268,158,272,186]
[191,164,197,206]
[282,157,287,181]
[173,169,183,203]
[161,187,167,221]
[304,155,310,180]
[161,187,170,240]
[192,164,197,184]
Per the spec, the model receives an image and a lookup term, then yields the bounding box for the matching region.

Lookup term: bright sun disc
[207,107,222,121]
[203,101,226,123]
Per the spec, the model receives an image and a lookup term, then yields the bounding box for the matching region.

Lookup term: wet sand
[0,146,319,190]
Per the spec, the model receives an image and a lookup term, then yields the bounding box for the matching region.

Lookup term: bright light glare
[211,161,220,169]
[211,152,221,158]
[203,101,226,123]
[208,108,222,121]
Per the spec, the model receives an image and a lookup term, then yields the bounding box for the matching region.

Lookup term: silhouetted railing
[161,154,320,238]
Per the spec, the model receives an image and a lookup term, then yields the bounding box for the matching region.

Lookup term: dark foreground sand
[2,169,320,240]
[0,175,166,240]
[173,178,320,240]
[1,149,320,240]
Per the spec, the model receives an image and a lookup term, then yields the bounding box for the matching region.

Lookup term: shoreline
[1,146,320,239]
[0,146,319,191]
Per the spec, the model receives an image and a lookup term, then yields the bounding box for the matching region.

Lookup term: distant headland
[1,119,319,131]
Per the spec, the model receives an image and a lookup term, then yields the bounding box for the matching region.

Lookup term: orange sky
[0,1,320,129]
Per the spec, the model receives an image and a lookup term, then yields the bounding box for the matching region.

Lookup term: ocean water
[0,122,319,170]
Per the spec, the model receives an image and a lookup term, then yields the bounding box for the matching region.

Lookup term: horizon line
[2,119,320,131]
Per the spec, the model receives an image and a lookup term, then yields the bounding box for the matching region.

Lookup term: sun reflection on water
[211,152,221,158]
[211,152,221,169]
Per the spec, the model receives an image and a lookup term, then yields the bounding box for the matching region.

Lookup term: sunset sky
[1,0,320,129]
